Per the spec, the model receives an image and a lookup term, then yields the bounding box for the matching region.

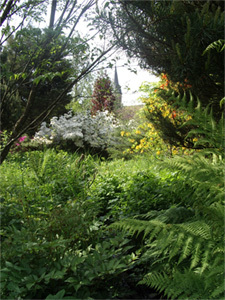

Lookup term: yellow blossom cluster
[120,131,131,137]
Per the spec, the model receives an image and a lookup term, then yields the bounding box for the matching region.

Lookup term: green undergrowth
[0,149,224,299]
[89,156,185,220]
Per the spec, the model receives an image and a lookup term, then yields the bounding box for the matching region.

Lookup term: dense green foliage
[0,26,80,134]
[0,150,137,299]
[1,149,223,299]
[97,0,224,118]
[112,154,224,299]
[1,1,224,299]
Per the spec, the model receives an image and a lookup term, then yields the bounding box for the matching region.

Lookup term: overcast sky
[47,1,160,106]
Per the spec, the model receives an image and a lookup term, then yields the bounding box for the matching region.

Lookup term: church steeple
[114,66,122,94]
[114,66,122,107]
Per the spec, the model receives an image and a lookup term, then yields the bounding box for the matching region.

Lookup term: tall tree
[0,27,79,134]
[0,0,116,164]
[96,0,224,118]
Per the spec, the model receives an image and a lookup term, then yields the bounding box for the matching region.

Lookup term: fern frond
[140,269,206,300]
[167,90,224,154]
[162,155,224,205]
[211,284,225,298]
[111,218,165,239]
[155,206,195,223]
[202,203,224,230]
[139,271,173,295]
[207,261,224,278]
[199,244,212,274]
[169,232,185,261]
[178,236,193,264]
[146,223,163,242]
[202,39,225,55]
[178,221,211,240]
[190,242,201,270]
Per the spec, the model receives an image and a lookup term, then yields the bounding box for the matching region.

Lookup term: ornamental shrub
[34,110,120,154]
[120,76,195,157]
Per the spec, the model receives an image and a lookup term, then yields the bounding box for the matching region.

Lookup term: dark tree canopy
[0,26,81,134]
[97,0,224,117]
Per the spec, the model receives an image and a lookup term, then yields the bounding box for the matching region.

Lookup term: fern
[140,268,211,300]
[111,153,224,299]
[170,92,225,156]
[202,39,225,55]
[162,155,224,206]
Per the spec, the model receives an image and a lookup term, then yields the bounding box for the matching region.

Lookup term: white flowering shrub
[34,110,120,152]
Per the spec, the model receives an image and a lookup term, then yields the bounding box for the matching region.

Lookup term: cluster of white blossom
[34,110,120,150]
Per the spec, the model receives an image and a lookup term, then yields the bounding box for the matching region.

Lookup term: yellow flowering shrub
[120,74,195,157]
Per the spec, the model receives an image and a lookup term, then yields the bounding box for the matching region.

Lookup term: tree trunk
[49,0,57,29]
[0,139,15,164]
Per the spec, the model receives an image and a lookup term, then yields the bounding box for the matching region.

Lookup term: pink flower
[16,143,20,146]
[18,136,27,142]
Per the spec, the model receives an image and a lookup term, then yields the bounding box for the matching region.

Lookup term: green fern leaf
[199,244,212,274]
[202,39,225,55]
[190,242,201,269]
[211,284,225,298]
[179,221,211,240]
[178,236,193,264]
[169,232,185,261]
[146,223,163,241]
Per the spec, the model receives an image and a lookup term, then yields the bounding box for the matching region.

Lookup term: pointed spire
[113,65,122,108]
[114,66,122,95]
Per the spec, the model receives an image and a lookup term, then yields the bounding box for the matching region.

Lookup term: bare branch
[0,0,15,27]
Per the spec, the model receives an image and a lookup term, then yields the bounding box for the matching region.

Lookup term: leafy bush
[119,77,196,157]
[1,213,137,299]
[0,150,97,230]
[89,157,184,220]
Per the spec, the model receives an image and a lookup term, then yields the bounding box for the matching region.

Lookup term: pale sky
[40,1,160,106]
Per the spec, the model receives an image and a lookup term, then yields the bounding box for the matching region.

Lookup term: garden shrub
[120,76,194,157]
[33,110,120,155]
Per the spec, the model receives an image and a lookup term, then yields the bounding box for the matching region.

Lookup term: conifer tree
[97,0,224,118]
